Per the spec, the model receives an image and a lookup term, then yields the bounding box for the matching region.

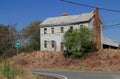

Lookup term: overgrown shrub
[64,26,97,58]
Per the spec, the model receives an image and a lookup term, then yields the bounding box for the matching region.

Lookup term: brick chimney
[93,8,102,49]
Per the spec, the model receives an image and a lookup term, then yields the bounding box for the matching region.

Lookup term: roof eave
[40,21,90,28]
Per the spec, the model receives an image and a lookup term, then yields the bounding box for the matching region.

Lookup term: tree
[64,26,96,58]
[20,20,41,52]
[0,24,17,58]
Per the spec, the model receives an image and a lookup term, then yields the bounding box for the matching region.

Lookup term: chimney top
[93,8,99,16]
[61,13,68,16]
[94,8,99,13]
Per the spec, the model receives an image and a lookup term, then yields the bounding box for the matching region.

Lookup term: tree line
[0,21,41,58]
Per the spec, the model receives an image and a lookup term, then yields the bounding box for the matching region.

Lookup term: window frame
[51,27,54,34]
[80,25,84,27]
[44,40,47,48]
[51,40,55,48]
[44,28,47,34]
[61,27,64,33]
[70,26,73,30]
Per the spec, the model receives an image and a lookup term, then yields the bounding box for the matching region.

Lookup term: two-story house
[40,8,119,51]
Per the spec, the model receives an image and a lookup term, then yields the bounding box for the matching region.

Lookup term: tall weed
[0,61,21,79]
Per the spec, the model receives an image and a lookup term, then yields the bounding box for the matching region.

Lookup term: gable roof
[40,11,94,27]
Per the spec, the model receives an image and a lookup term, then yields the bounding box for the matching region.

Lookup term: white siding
[40,22,90,51]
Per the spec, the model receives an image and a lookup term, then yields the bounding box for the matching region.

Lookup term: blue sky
[0,0,120,43]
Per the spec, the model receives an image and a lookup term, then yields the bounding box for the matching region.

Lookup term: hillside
[9,49,120,71]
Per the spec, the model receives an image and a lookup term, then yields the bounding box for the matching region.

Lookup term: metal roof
[102,36,119,47]
[40,11,94,27]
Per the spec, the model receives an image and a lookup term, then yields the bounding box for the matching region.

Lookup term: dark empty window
[70,26,73,30]
[61,27,64,33]
[80,25,84,27]
[51,27,54,34]
[51,40,55,48]
[44,28,47,34]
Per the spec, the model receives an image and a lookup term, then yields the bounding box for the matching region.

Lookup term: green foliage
[20,21,41,52]
[64,26,97,58]
[0,61,18,79]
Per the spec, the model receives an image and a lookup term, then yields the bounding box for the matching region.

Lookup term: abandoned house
[40,8,119,51]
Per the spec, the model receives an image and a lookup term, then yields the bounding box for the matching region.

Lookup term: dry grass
[83,49,120,71]
[0,72,55,79]
[0,72,36,79]
[8,49,120,71]
[15,72,36,79]
[9,51,71,69]
[0,74,6,79]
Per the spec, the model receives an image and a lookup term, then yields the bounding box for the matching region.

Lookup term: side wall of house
[40,26,63,51]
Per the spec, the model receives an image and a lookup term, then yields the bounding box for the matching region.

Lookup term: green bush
[64,26,97,58]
